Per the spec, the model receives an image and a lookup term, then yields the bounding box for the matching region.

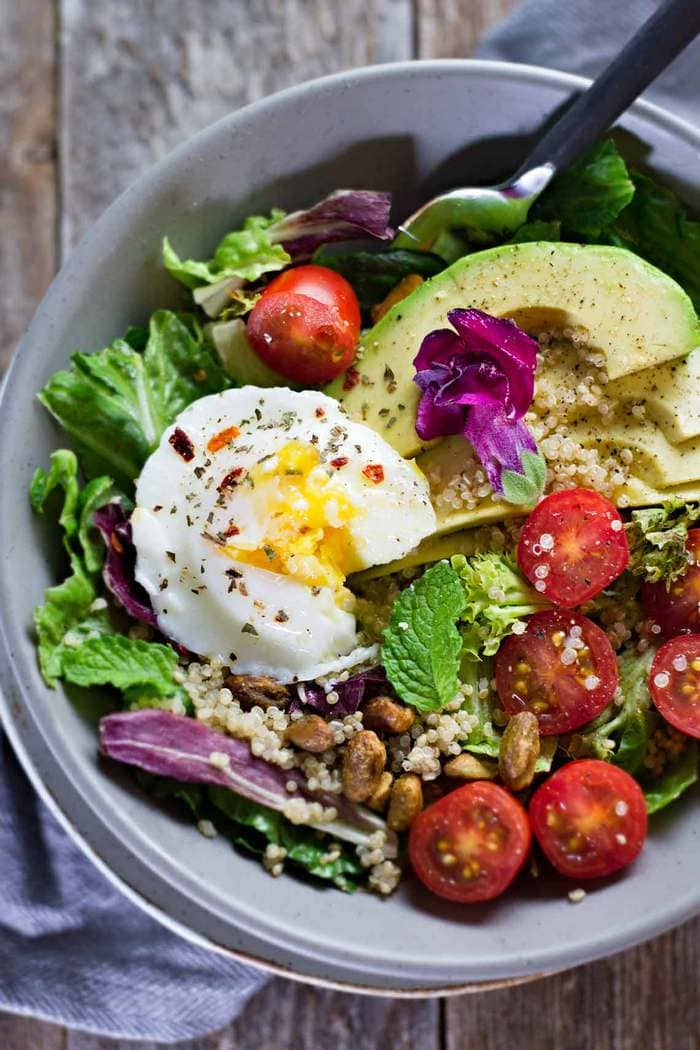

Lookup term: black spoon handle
[515,0,700,178]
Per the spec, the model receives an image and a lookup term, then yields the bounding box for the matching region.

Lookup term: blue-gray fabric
[2,0,698,1041]
[476,0,700,123]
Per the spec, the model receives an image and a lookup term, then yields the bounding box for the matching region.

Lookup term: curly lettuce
[626,501,700,586]
[38,311,231,489]
[451,551,549,658]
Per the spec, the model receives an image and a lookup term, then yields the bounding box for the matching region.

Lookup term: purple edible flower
[268,190,394,260]
[100,709,396,851]
[94,501,157,626]
[413,308,545,503]
[292,667,389,717]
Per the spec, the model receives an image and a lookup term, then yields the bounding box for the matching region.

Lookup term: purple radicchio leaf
[267,190,394,260]
[292,667,389,717]
[100,709,396,852]
[413,308,545,502]
[93,501,157,626]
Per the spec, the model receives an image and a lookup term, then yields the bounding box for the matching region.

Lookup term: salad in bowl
[31,138,700,905]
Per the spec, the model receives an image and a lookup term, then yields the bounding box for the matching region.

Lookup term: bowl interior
[2,60,700,991]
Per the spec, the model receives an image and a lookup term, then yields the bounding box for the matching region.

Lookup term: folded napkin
[477,0,700,123]
[3,0,699,1041]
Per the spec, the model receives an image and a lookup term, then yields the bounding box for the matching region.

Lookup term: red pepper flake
[330,456,349,470]
[193,369,207,382]
[314,406,326,418]
[169,427,195,462]
[342,366,360,392]
[207,425,241,453]
[222,523,240,538]
[218,466,246,491]
[110,533,124,554]
[362,463,384,484]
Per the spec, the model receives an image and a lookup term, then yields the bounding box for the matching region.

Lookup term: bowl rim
[3,57,700,995]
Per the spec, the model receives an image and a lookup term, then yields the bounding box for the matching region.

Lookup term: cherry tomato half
[649,635,700,738]
[641,529,700,639]
[409,781,531,903]
[495,610,618,735]
[247,264,361,385]
[529,759,647,879]
[518,488,629,608]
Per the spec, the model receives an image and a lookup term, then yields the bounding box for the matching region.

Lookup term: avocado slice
[326,242,699,459]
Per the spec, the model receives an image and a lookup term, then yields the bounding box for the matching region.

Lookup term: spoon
[395,0,700,249]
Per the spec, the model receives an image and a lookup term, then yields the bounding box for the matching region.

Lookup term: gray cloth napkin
[477,0,700,123]
[0,735,267,1041]
[3,1,699,1042]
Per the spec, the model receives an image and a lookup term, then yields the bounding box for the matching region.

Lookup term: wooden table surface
[2,2,699,1047]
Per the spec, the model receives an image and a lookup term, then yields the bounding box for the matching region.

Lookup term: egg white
[132,387,435,681]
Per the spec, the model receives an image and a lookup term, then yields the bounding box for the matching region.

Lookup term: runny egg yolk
[223,440,360,596]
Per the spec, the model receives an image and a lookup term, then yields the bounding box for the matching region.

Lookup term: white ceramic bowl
[2,60,700,993]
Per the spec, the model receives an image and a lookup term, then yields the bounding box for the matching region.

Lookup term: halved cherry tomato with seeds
[247,264,361,385]
[641,529,700,639]
[518,488,629,608]
[495,609,618,735]
[529,759,647,879]
[409,781,531,903]
[649,635,700,738]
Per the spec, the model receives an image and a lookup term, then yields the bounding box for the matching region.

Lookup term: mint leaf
[60,634,179,696]
[501,451,546,507]
[382,561,466,712]
[38,311,231,489]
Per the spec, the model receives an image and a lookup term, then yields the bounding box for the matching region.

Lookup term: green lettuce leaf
[573,646,654,771]
[626,501,700,586]
[644,742,699,814]
[313,247,445,315]
[208,787,364,892]
[382,561,466,712]
[163,212,290,291]
[508,219,561,244]
[38,310,231,489]
[60,634,180,696]
[30,450,116,684]
[606,171,700,311]
[451,551,549,658]
[34,560,99,686]
[533,140,635,238]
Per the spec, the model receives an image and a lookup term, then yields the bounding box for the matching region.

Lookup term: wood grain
[446,917,700,1050]
[415,0,519,59]
[58,0,413,252]
[0,0,57,371]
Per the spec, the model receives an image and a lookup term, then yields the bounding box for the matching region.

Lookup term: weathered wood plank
[446,915,700,1050]
[0,0,57,370]
[415,0,518,59]
[58,979,439,1050]
[0,1011,65,1050]
[58,0,413,252]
